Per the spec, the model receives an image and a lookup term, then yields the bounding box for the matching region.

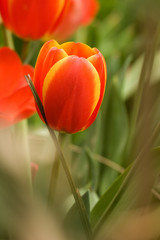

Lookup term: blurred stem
[24,41,41,64]
[48,133,64,207]
[21,40,30,62]
[1,24,8,46]
[25,75,93,240]
[69,144,125,174]
[125,23,160,164]
[1,25,14,50]
[48,152,60,206]
[15,120,32,194]
[152,188,160,201]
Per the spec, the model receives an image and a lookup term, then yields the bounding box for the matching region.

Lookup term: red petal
[33,40,67,101]
[23,64,34,79]
[49,0,98,41]
[84,50,107,129]
[43,56,100,133]
[48,0,80,41]
[1,0,65,39]
[0,86,36,127]
[17,64,35,88]
[0,0,11,28]
[0,47,23,99]
[79,0,99,25]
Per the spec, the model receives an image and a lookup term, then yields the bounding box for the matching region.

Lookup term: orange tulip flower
[0,47,36,127]
[0,0,98,40]
[33,40,107,133]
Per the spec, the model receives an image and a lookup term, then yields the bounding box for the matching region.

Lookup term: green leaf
[64,191,90,235]
[84,147,100,191]
[100,80,129,192]
[121,51,160,100]
[89,191,99,211]
[103,80,128,163]
[90,166,130,229]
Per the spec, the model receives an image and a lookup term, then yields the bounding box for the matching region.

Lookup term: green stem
[1,24,8,46]
[48,133,61,207]
[23,41,41,64]
[15,120,32,194]
[21,40,30,62]
[1,26,14,50]
[47,128,93,240]
[25,75,93,240]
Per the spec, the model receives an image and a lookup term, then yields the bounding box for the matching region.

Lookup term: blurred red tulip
[0,0,99,40]
[33,40,107,133]
[0,47,36,127]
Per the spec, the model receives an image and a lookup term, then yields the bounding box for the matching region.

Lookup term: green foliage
[91,166,130,229]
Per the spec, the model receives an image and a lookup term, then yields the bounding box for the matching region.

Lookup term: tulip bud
[33,40,107,133]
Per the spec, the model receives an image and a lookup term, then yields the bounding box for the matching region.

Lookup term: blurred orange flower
[0,47,36,127]
[0,0,99,40]
[33,40,107,133]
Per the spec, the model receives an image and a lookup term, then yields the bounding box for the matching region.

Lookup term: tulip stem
[1,25,15,50]
[25,75,93,240]
[48,128,93,240]
[47,133,61,207]
[15,120,33,195]
[21,40,30,62]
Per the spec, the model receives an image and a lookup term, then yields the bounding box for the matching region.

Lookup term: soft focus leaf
[91,166,130,228]
[121,51,160,100]
[64,191,90,239]
[84,147,99,191]
[100,80,128,193]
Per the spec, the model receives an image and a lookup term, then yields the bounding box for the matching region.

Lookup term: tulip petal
[49,0,98,41]
[61,42,97,58]
[43,56,100,133]
[34,40,68,101]
[23,64,34,79]
[84,50,107,129]
[6,0,65,39]
[0,47,23,99]
[0,0,11,27]
[0,86,36,127]
[18,64,34,88]
[49,0,81,41]
[79,0,99,25]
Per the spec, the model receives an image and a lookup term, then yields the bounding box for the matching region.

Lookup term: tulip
[33,40,107,133]
[0,0,98,40]
[0,47,36,127]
